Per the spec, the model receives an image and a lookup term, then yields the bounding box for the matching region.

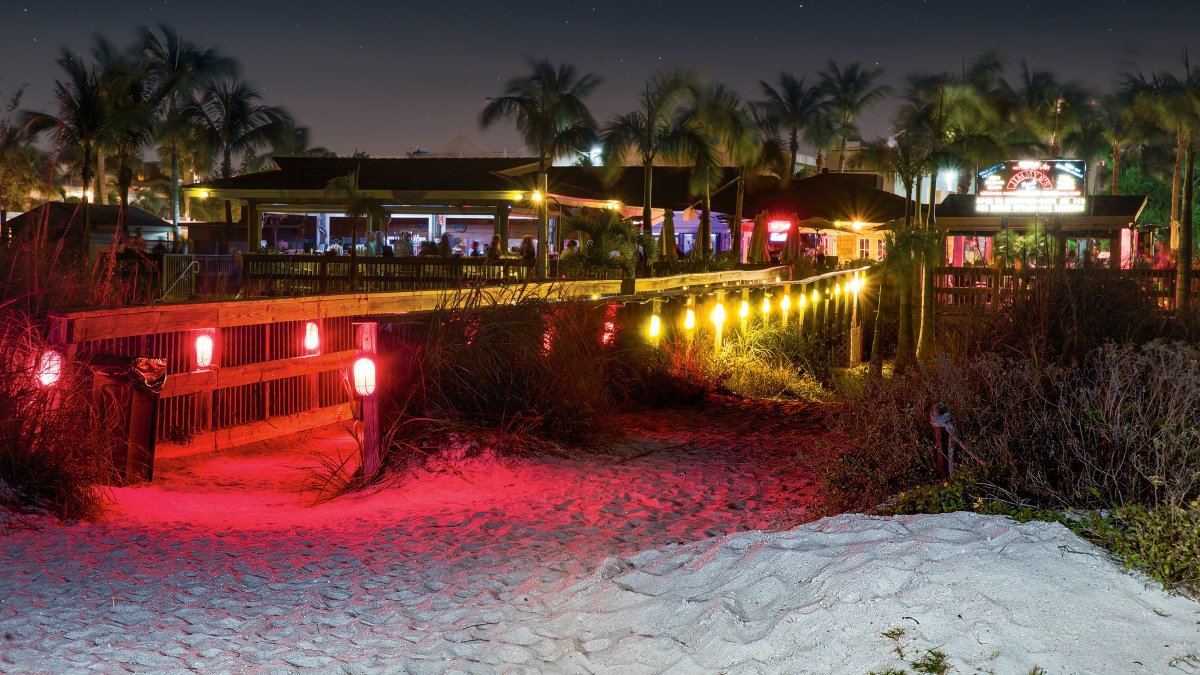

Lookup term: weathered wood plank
[160,349,357,398]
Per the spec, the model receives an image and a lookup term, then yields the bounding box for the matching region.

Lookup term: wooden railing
[50,266,802,456]
[934,266,1187,312]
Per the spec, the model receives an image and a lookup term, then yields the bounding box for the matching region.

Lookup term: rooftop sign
[975,160,1087,214]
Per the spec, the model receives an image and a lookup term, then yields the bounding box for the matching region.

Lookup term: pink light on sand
[353,357,376,396]
[34,350,63,387]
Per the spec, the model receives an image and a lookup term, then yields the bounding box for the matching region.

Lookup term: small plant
[1092,503,1200,597]
[909,648,950,674]
[882,627,907,659]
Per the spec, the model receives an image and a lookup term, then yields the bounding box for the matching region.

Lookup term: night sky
[2,0,1197,159]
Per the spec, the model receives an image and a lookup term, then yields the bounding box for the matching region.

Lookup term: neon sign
[975,160,1087,214]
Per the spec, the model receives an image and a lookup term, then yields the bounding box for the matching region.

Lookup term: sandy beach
[2,398,1196,673]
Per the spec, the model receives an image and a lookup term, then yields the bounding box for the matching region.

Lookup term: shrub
[0,312,113,520]
[1097,503,1200,596]
[417,291,620,442]
[824,341,1200,512]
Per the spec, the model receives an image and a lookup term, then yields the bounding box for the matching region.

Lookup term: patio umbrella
[782,219,804,264]
[658,209,677,263]
[748,213,770,264]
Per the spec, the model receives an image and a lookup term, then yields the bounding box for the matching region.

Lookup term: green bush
[1098,503,1200,596]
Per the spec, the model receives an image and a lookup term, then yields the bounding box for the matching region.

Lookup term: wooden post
[246,199,259,253]
[354,321,381,476]
[495,204,510,244]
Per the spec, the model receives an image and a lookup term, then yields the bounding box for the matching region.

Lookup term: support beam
[246,199,260,253]
[495,204,510,244]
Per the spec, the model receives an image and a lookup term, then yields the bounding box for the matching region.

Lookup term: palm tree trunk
[1171,132,1184,248]
[787,132,798,180]
[171,141,182,250]
[1110,148,1121,196]
[536,168,549,278]
[96,151,107,205]
[699,185,712,260]
[895,261,915,374]
[641,163,653,236]
[1177,143,1195,317]
[838,136,849,172]
[733,171,745,263]
[917,170,938,361]
[869,268,888,376]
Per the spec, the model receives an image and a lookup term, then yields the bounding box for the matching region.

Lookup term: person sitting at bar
[484,234,502,265]
[418,240,439,256]
[519,235,535,263]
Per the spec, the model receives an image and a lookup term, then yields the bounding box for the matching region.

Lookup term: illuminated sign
[975,160,1087,214]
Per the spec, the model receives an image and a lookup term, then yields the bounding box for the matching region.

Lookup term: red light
[304,321,320,353]
[35,350,63,387]
[602,321,616,345]
[195,334,214,369]
[768,220,792,233]
[353,357,377,396]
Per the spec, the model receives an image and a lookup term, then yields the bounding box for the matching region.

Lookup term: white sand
[1,403,1196,673]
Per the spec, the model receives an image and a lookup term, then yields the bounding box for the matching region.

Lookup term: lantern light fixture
[195,333,215,370]
[685,308,696,330]
[353,357,377,397]
[304,321,320,353]
[648,314,661,338]
[34,350,63,388]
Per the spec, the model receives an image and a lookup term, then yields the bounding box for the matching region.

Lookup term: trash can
[90,355,167,485]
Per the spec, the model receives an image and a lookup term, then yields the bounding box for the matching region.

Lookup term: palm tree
[0,87,52,236]
[896,72,1005,360]
[803,107,838,174]
[325,168,385,292]
[855,136,925,373]
[818,61,892,172]
[92,36,159,235]
[140,24,233,248]
[22,50,109,262]
[601,70,694,237]
[679,82,745,261]
[730,106,787,260]
[559,209,656,279]
[757,73,827,181]
[185,76,287,252]
[1004,62,1089,157]
[481,59,601,278]
[246,117,334,172]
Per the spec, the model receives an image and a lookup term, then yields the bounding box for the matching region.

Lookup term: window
[858,237,871,260]
[877,238,887,260]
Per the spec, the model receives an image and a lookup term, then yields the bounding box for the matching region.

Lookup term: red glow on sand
[34,350,63,387]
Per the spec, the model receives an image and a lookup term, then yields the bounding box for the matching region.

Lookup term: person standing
[438,233,453,257]
[395,231,414,257]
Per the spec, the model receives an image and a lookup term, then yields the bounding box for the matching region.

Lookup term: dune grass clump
[0,312,114,521]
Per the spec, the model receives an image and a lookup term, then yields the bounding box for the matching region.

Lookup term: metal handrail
[156,259,199,304]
